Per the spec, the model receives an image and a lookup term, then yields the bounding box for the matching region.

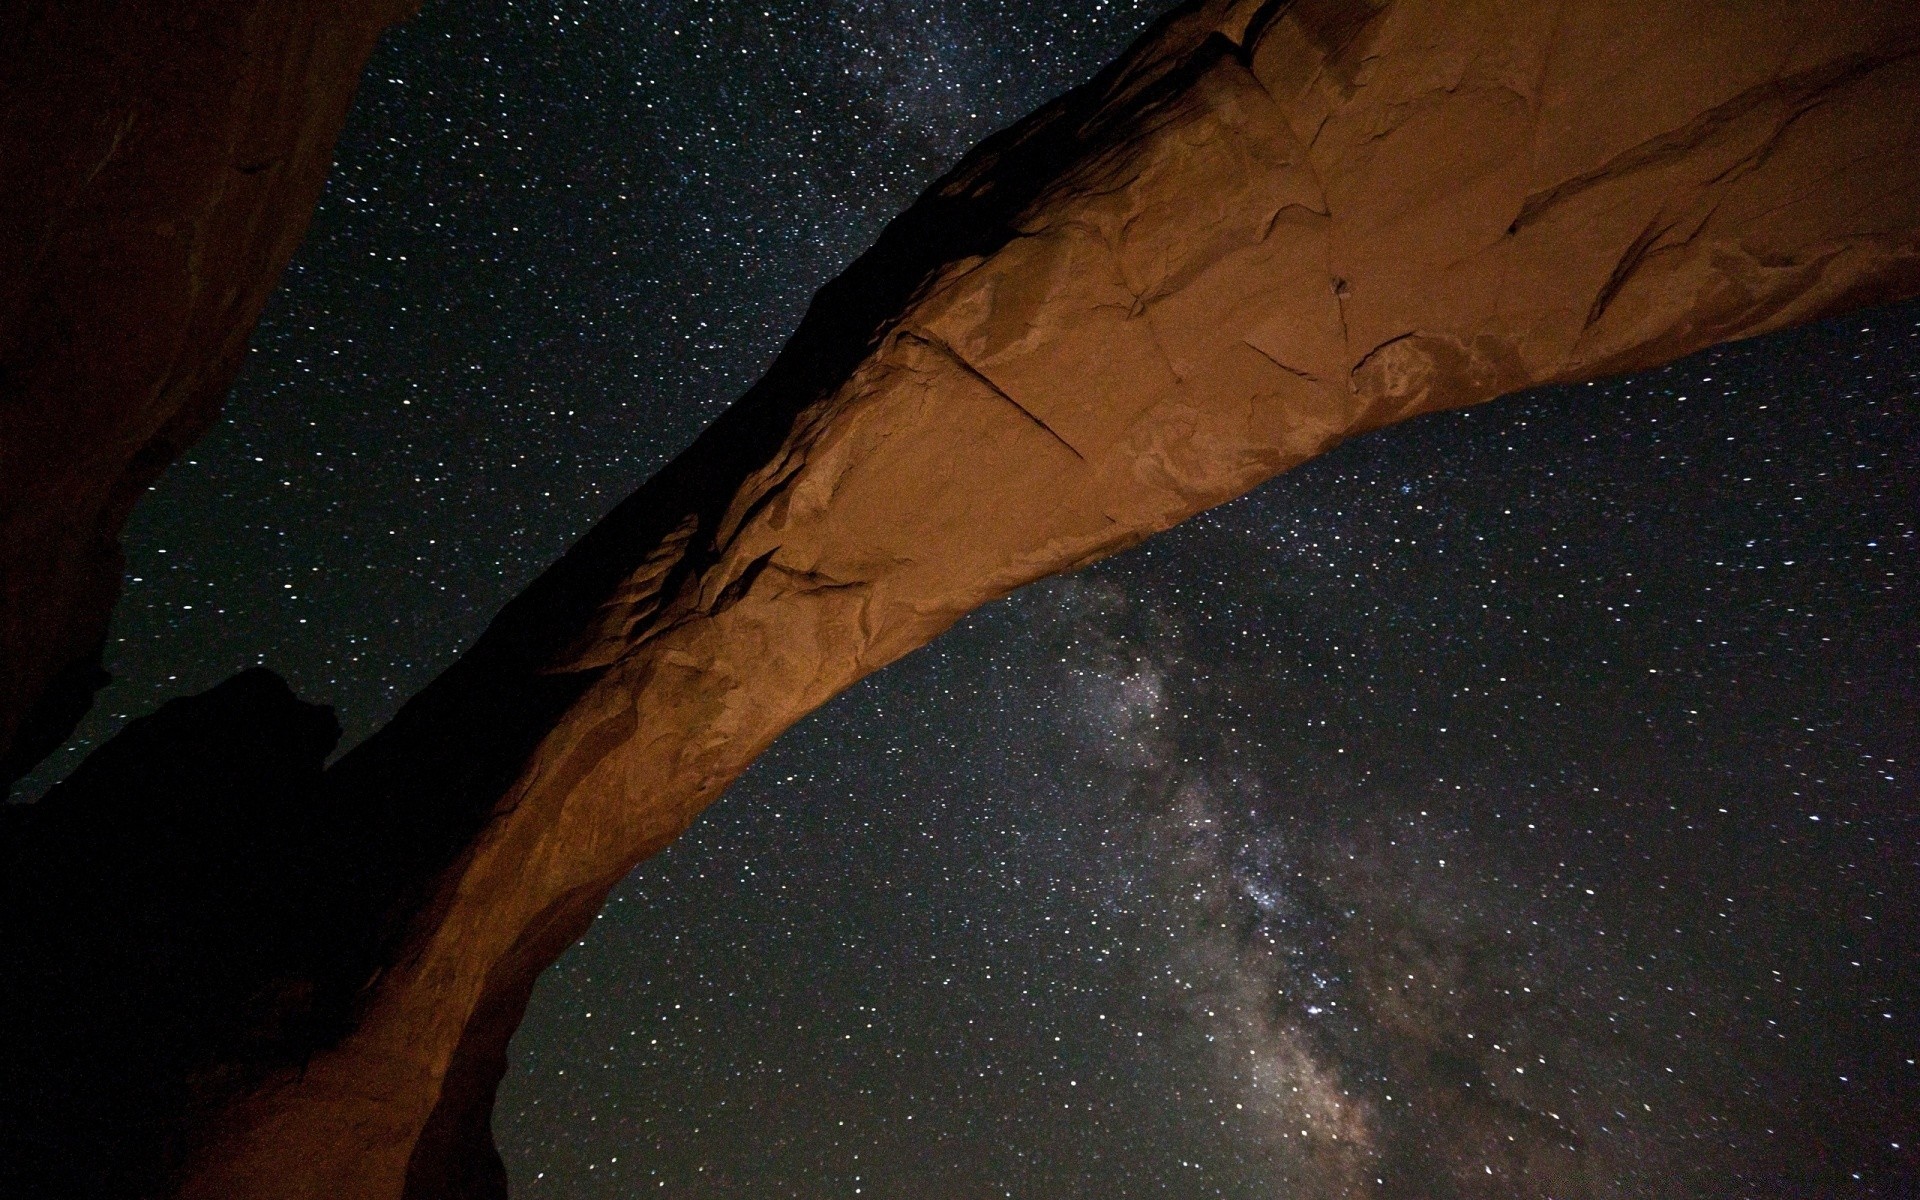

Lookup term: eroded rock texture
[177,1,1919,1196]
[0,0,417,787]
[4,0,1920,1197]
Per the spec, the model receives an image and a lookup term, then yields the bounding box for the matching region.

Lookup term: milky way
[500,312,1918,1198]
[19,1,1917,1196]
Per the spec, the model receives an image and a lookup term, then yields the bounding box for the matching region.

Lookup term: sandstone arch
[5,0,1919,1196]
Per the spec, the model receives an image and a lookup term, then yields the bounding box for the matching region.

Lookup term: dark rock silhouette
[1,0,1918,1197]
[0,670,339,1197]
[0,0,418,788]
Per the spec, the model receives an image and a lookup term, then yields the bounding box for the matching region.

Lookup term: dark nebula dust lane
[15,0,1916,1195]
[501,308,1920,1198]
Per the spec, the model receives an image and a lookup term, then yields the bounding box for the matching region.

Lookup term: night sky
[20,1,1920,1197]
[496,314,1920,1199]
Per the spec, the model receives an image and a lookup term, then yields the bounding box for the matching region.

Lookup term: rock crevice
[190,4,1918,1196]
[1,1,1917,1197]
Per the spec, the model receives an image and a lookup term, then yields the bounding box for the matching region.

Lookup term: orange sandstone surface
[219,3,1920,1195]
[2,1,1918,1197]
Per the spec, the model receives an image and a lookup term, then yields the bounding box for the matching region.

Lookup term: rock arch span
[4,0,1918,1196]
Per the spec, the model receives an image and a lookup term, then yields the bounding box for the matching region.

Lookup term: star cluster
[14,2,1917,1198]
[18,0,1172,789]
[499,313,1920,1197]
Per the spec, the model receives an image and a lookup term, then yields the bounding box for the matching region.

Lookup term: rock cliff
[2,0,1918,1197]
[0,0,417,787]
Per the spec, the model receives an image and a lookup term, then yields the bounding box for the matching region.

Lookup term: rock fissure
[1586,215,1683,330]
[1,1,1918,1197]
[1511,43,1920,233]
[922,331,1093,462]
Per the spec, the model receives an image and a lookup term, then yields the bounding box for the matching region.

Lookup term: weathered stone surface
[157,1,1917,1196]
[0,0,418,788]
[4,0,1919,1197]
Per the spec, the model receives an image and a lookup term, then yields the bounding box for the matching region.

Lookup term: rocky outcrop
[0,671,341,1198]
[0,0,418,788]
[180,1,1920,1195]
[3,0,1919,1197]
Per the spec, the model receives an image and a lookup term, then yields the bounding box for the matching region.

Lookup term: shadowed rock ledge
[2,0,1918,1197]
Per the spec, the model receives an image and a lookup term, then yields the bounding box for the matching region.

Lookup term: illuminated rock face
[3,0,1919,1197]
[205,3,1918,1195]
[0,0,418,787]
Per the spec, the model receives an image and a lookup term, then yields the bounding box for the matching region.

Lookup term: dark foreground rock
[1,1,1917,1197]
[0,670,339,1196]
[0,0,417,789]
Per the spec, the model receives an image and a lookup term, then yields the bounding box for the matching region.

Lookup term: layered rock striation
[2,0,1918,1197]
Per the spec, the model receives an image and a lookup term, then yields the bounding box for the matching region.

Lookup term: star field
[15,1,1918,1197]
[498,313,1920,1198]
[18,0,1174,790]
